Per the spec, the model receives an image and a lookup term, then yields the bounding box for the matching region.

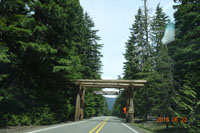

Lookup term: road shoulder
[119,118,152,133]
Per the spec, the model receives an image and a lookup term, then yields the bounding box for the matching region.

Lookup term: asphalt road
[25,116,142,133]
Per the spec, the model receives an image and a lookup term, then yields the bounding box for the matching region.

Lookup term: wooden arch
[74,79,147,123]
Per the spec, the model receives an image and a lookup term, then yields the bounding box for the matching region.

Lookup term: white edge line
[27,120,87,133]
[121,123,139,133]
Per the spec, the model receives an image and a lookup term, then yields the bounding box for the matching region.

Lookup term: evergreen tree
[0,0,40,125]
[150,4,175,129]
[80,12,103,79]
[27,0,84,122]
[142,0,151,59]
[122,3,175,124]
[150,4,168,51]
[0,0,104,126]
[168,0,200,131]
[123,8,144,80]
[123,9,145,118]
[123,7,155,120]
[78,12,104,118]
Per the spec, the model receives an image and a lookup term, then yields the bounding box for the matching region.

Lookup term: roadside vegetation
[0,0,107,127]
[113,0,200,132]
[132,122,188,133]
[1,0,199,132]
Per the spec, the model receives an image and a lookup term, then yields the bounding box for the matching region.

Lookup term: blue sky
[80,0,175,79]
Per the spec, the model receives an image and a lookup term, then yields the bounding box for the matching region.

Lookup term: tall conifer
[168,0,200,131]
[150,4,174,129]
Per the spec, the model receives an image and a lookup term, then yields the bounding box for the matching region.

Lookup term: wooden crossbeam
[77,79,147,83]
[74,79,147,88]
[81,84,144,88]
[83,85,127,88]
[80,82,134,86]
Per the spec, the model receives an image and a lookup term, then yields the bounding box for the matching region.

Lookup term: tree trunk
[143,0,150,58]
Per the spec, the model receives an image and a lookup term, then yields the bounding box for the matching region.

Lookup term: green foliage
[122,0,199,131]
[20,114,32,126]
[103,99,111,116]
[122,6,157,121]
[168,0,200,131]
[32,106,56,125]
[2,114,32,126]
[149,5,174,129]
[5,114,22,126]
[112,91,126,118]
[116,2,200,131]
[0,0,103,126]
[0,44,10,64]
[94,95,104,116]
[84,92,107,118]
[123,8,144,80]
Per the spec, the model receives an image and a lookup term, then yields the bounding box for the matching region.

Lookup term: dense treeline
[113,0,200,132]
[0,0,106,126]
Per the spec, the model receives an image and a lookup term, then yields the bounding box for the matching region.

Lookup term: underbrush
[132,121,189,133]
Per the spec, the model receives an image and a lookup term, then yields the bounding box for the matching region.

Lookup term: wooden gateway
[74,79,147,123]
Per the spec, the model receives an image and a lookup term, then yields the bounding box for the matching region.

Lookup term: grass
[131,121,188,133]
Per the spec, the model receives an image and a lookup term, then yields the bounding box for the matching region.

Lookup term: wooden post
[75,86,85,121]
[75,92,80,121]
[80,87,85,120]
[125,89,129,122]
[126,87,134,123]
[128,87,134,123]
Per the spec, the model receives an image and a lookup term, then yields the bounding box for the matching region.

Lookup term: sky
[80,0,175,80]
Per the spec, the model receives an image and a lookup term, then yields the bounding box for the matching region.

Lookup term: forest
[113,0,200,132]
[0,0,200,132]
[0,0,108,126]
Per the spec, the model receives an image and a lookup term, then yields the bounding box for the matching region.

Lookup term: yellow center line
[95,117,110,133]
[89,117,110,133]
[89,121,104,133]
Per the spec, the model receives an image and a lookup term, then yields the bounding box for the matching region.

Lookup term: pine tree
[150,4,175,129]
[27,0,85,122]
[136,0,156,121]
[123,7,155,120]
[0,0,39,125]
[80,12,103,79]
[123,8,144,80]
[142,0,151,59]
[79,12,104,118]
[0,40,10,125]
[0,0,104,125]
[150,4,168,51]
[168,0,200,131]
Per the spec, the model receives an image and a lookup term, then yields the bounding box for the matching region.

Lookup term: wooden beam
[80,83,135,86]
[81,84,144,88]
[81,83,144,88]
[82,85,129,88]
[80,82,130,85]
[77,79,147,83]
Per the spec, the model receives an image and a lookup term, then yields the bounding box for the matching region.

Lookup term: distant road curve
[24,116,142,133]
